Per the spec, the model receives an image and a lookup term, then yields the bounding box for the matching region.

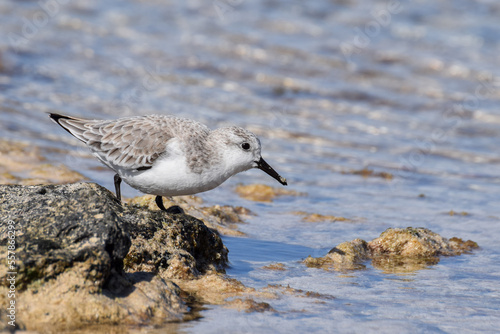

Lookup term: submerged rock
[293,211,352,223]
[0,139,86,185]
[225,298,276,313]
[235,183,303,202]
[304,227,478,273]
[341,167,393,180]
[261,263,287,271]
[0,182,228,331]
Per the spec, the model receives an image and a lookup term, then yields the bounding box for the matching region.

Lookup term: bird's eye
[241,142,250,150]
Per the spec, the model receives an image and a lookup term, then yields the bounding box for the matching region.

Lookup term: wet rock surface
[0,182,228,331]
[304,227,479,273]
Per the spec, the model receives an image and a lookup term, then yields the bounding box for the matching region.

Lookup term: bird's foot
[165,205,184,214]
[155,196,184,214]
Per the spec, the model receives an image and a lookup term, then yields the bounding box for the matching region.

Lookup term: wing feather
[49,113,209,171]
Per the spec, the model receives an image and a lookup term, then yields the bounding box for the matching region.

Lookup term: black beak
[256,157,287,186]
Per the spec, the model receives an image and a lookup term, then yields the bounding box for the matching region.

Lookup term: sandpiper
[49,113,287,212]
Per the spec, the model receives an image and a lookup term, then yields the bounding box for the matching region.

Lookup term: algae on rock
[304,227,478,273]
[122,205,228,280]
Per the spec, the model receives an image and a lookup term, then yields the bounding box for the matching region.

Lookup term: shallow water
[1,0,500,332]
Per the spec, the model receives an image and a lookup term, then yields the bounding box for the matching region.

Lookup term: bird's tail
[48,113,91,143]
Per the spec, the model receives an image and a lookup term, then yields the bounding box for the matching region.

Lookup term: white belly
[117,154,228,197]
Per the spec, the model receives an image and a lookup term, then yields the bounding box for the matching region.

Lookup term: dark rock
[0,183,130,291]
[0,182,228,331]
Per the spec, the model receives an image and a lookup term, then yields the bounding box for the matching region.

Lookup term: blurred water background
[1,0,499,332]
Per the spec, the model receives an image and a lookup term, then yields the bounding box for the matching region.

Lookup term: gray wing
[49,113,189,170]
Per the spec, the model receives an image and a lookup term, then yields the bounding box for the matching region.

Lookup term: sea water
[0,0,499,332]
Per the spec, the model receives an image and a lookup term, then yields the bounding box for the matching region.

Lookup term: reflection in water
[371,255,440,274]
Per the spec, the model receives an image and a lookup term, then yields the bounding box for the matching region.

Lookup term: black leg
[155,195,167,211]
[114,174,122,202]
[155,196,184,214]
